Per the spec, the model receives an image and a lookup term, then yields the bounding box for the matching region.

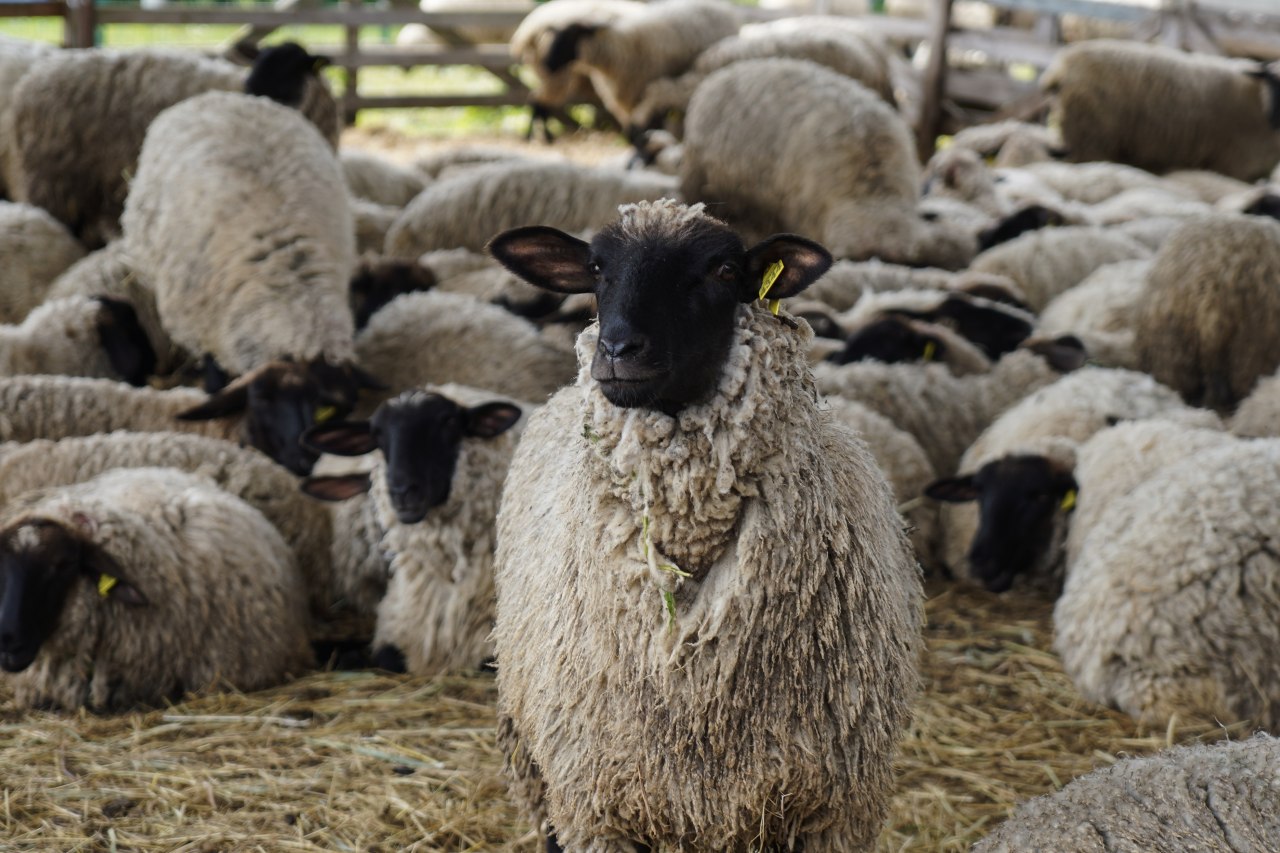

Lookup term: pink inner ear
[70,512,97,538]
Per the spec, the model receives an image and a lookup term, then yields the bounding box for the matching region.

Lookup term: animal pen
[2,1,1280,851]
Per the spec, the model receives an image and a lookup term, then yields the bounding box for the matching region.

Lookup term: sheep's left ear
[174,383,249,421]
[925,475,980,503]
[743,235,833,303]
[465,402,522,438]
[487,226,596,294]
[80,542,147,607]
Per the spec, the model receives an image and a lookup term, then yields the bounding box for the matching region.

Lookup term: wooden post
[916,0,954,162]
[64,0,96,48]
[343,0,360,126]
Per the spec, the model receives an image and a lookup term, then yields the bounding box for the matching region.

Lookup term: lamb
[0,467,312,711]
[1055,440,1280,730]
[681,59,976,269]
[1036,259,1151,369]
[812,339,1084,475]
[486,200,922,850]
[302,384,527,674]
[967,226,1151,312]
[8,43,338,246]
[1134,214,1280,411]
[340,150,428,208]
[0,202,85,322]
[355,290,577,404]
[384,160,676,257]
[973,735,1280,852]
[926,369,1215,593]
[1042,39,1280,181]
[0,296,155,387]
[539,0,742,126]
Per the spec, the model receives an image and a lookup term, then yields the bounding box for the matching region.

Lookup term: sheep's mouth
[0,646,37,673]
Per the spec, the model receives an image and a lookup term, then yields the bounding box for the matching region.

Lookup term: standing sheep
[0,467,312,711]
[487,200,922,850]
[681,59,976,269]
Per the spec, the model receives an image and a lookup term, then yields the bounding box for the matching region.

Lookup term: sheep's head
[175,359,383,476]
[243,41,330,108]
[826,317,949,367]
[488,201,831,413]
[300,391,521,523]
[926,455,1077,593]
[0,517,144,674]
[886,292,1034,359]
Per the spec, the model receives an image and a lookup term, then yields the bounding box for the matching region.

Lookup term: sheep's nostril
[598,335,645,360]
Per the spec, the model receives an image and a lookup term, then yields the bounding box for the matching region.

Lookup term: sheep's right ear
[465,402,522,439]
[744,235,833,302]
[1023,335,1088,373]
[487,226,596,294]
[301,473,373,502]
[174,383,250,421]
[544,23,598,74]
[925,476,980,503]
[301,421,377,456]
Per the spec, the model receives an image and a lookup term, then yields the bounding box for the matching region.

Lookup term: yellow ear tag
[97,573,119,598]
[1060,489,1077,512]
[923,341,937,362]
[758,260,785,316]
[315,405,337,424]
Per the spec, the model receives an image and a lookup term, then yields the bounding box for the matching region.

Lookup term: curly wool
[3,468,312,711]
[0,202,85,323]
[122,91,355,375]
[495,302,922,850]
[974,735,1280,852]
[1056,440,1280,730]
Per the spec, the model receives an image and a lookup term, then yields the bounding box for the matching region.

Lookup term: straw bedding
[0,582,1237,851]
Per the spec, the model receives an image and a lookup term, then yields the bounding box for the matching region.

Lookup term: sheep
[355,290,577,404]
[1036,259,1151,369]
[0,296,155,387]
[302,384,527,674]
[1041,39,1280,181]
[0,431,336,623]
[1134,214,1280,411]
[825,315,993,378]
[1055,440,1280,730]
[944,120,1062,168]
[834,287,1035,361]
[340,150,428,208]
[681,59,977,270]
[1017,161,1185,206]
[8,43,338,247]
[385,161,676,258]
[0,467,312,711]
[539,0,742,126]
[926,369,1215,593]
[973,735,1280,853]
[0,202,86,322]
[967,226,1151,312]
[486,200,922,850]
[812,339,1085,475]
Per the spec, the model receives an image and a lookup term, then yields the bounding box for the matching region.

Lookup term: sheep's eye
[714,263,736,282]
[588,261,602,276]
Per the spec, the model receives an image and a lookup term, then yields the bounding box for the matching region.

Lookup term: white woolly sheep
[385,160,675,257]
[0,296,155,387]
[8,44,338,246]
[1134,213,1280,411]
[340,150,428,208]
[487,200,921,849]
[681,59,977,269]
[1036,259,1151,369]
[974,735,1280,852]
[355,290,577,404]
[0,467,312,711]
[1042,39,1280,181]
[0,201,85,322]
[1055,440,1280,730]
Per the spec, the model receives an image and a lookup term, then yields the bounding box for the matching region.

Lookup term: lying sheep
[9,43,338,246]
[0,296,154,387]
[1042,39,1280,181]
[487,200,922,849]
[0,202,85,322]
[356,290,578,404]
[974,735,1280,852]
[805,258,1026,312]
[1036,259,1151,369]
[0,467,312,711]
[681,59,976,269]
[340,150,428,208]
[1055,440,1280,730]
[384,161,675,257]
[1134,214,1280,411]
[303,385,527,674]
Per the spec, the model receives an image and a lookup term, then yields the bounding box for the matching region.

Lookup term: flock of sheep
[2,0,1280,848]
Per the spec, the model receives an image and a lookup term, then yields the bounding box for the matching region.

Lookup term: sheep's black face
[349,261,437,331]
[889,293,1033,360]
[488,207,832,414]
[244,42,329,108]
[927,455,1077,593]
[0,522,88,673]
[826,317,945,367]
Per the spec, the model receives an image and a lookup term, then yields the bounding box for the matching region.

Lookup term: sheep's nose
[598,334,645,360]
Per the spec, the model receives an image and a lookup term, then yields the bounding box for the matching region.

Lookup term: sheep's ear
[487,226,596,294]
[743,235,833,303]
[80,544,148,607]
[301,421,377,456]
[301,473,372,502]
[925,476,980,503]
[1247,64,1280,129]
[94,297,157,388]
[174,384,250,421]
[544,23,598,74]
[465,402,522,439]
[1024,335,1088,373]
